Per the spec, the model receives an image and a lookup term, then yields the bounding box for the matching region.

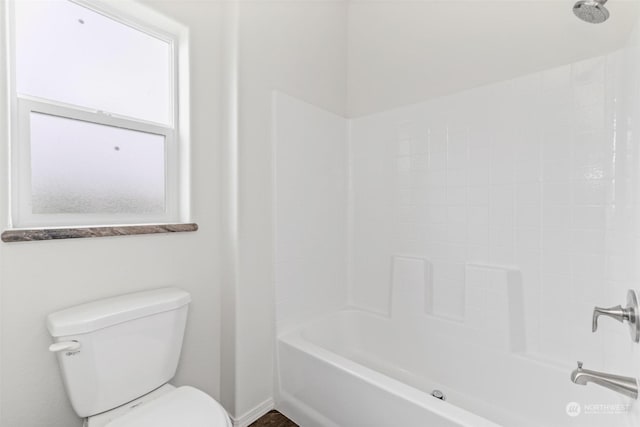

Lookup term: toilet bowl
[47,288,231,427]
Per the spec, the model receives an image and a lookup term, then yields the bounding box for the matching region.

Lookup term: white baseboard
[231,398,275,427]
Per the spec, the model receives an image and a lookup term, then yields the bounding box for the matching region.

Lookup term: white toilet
[46,288,232,427]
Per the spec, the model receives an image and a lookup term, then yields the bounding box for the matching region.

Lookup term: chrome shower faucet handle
[592,290,640,343]
[592,305,629,330]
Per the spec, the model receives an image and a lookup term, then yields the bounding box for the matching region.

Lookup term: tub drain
[432,390,446,401]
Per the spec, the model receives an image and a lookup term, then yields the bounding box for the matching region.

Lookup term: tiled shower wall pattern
[350,47,640,365]
[274,93,349,331]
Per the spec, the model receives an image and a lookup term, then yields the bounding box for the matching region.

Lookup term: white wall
[229,1,347,422]
[0,1,224,425]
[273,92,348,332]
[347,1,640,117]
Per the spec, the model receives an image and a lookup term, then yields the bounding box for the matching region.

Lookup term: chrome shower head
[573,0,610,24]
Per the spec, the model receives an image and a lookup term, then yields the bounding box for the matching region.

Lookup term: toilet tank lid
[47,288,191,337]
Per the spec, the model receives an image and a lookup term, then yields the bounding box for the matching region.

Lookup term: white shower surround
[274,34,640,426]
[349,49,632,363]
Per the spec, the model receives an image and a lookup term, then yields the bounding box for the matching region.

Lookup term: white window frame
[6,0,190,228]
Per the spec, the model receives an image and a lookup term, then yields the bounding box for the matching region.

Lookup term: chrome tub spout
[571,361,638,399]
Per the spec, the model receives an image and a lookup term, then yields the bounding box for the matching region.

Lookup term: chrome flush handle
[592,290,640,342]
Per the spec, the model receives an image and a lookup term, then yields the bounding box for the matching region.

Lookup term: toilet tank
[46,288,191,418]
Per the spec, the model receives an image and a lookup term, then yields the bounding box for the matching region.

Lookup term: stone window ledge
[1,223,198,242]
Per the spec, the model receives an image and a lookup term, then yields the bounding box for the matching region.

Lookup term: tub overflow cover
[432,390,446,401]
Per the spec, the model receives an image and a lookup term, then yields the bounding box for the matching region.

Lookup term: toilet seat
[104,386,232,427]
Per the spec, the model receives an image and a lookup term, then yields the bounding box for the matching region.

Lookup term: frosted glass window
[15,0,172,125]
[30,112,166,214]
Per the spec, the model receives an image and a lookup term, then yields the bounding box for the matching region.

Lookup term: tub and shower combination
[273,0,640,425]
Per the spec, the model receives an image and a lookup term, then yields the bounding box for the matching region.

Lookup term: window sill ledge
[1,223,198,243]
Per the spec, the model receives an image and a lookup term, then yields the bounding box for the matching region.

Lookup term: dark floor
[249,410,298,427]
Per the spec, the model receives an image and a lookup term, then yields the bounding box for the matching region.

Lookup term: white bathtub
[276,310,622,427]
